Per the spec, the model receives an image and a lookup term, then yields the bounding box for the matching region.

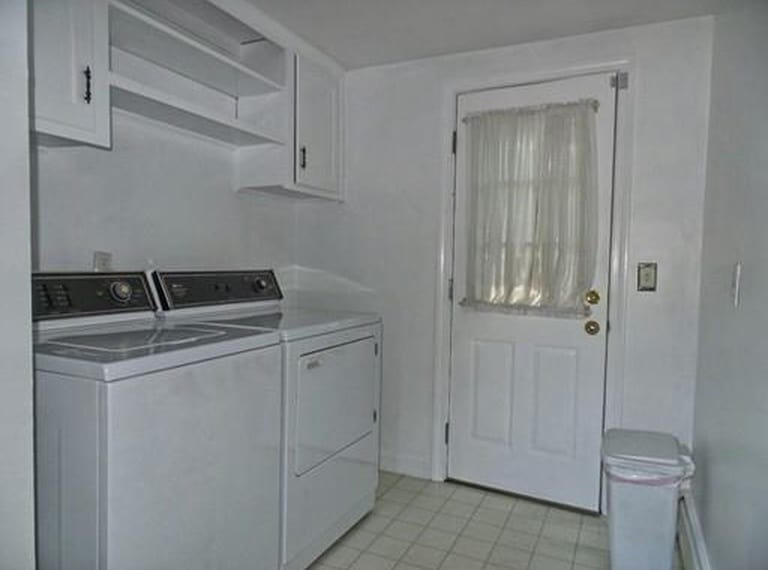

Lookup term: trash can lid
[602,429,683,467]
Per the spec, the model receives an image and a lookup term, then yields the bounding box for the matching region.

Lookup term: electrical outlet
[92,251,113,272]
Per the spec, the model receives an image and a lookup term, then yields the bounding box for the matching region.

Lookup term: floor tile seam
[485,503,534,570]
[383,494,447,570]
[375,476,603,570]
[403,492,485,570]
[458,499,498,567]
[342,542,365,570]
[531,525,578,568]
[414,517,461,555]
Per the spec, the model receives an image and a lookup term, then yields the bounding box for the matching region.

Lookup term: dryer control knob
[109,281,133,303]
[254,278,269,291]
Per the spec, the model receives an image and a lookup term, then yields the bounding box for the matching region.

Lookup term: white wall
[33,114,296,272]
[693,5,768,569]
[293,17,713,477]
[0,1,36,567]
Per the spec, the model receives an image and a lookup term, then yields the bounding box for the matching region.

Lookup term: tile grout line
[479,497,516,569]
[444,489,485,568]
[381,480,489,570]
[328,473,609,570]
[349,471,404,570]
[536,510,581,570]
[389,480,459,569]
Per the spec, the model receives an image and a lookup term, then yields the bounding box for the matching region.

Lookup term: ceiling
[247,0,748,68]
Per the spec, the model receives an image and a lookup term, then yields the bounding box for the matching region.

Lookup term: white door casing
[448,73,617,511]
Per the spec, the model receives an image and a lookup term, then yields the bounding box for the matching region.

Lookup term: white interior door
[448,73,617,511]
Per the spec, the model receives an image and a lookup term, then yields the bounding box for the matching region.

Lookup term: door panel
[531,346,578,456]
[295,337,375,475]
[449,73,617,510]
[471,340,514,444]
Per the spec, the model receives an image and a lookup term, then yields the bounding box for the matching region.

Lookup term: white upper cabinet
[31,0,111,148]
[235,52,343,200]
[30,0,343,199]
[294,54,340,196]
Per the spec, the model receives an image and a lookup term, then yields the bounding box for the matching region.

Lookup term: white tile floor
[311,472,683,570]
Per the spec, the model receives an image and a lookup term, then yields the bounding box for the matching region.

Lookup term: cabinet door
[295,54,339,195]
[31,0,110,147]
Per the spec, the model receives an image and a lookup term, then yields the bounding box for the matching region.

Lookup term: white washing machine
[33,272,283,570]
[152,270,382,570]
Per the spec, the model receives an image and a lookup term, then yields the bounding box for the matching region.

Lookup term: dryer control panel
[33,272,155,320]
[154,270,283,310]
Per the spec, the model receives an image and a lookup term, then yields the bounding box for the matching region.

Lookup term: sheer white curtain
[464,99,598,315]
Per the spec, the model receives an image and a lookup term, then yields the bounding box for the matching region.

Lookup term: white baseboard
[679,490,713,570]
[380,451,433,479]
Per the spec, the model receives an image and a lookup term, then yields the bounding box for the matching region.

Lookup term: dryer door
[295,336,376,475]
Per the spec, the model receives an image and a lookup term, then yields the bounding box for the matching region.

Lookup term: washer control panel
[33,272,155,320]
[155,270,282,310]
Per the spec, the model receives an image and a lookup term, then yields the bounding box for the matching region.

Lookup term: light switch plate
[637,262,657,292]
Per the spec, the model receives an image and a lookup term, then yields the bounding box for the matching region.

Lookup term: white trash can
[602,429,694,570]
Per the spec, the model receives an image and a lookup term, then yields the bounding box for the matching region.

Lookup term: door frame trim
[430,63,636,496]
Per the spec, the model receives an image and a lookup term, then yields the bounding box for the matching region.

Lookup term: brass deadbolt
[584,320,601,336]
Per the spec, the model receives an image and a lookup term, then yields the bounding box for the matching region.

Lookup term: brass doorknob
[584,320,601,335]
[585,290,601,305]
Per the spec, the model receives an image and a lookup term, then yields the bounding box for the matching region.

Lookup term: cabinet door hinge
[444,422,450,445]
[610,72,629,90]
[451,130,457,155]
[448,278,454,302]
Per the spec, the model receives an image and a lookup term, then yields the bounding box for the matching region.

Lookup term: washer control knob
[109,281,133,303]
[254,278,269,291]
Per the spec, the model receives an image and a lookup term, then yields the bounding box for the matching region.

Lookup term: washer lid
[35,321,279,381]
[47,326,224,353]
[602,428,682,466]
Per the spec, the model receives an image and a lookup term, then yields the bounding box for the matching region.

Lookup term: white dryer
[153,270,382,570]
[33,272,283,570]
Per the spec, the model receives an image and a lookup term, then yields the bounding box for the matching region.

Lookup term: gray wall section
[0,1,36,568]
[33,113,297,273]
[694,4,768,569]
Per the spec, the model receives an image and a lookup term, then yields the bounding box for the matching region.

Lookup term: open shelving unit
[110,73,284,146]
[107,0,290,148]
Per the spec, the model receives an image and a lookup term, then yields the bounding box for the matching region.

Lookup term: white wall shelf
[109,0,284,97]
[236,183,343,201]
[110,73,285,147]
